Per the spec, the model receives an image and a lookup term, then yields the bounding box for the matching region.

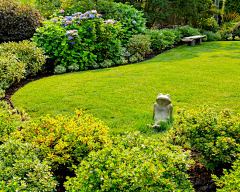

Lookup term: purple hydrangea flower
[59,10,64,14]
[68,36,74,40]
[61,24,66,28]
[66,21,72,24]
[72,14,76,16]
[80,16,88,19]
[72,33,78,36]
[89,14,95,19]
[70,41,75,44]
[91,10,97,14]
[132,20,136,25]
[87,27,92,32]
[98,14,102,17]
[52,19,58,22]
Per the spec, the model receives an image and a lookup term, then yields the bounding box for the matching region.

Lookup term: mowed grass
[12,41,240,135]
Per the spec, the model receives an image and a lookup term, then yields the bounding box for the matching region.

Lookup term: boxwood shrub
[0,139,57,191]
[165,106,240,170]
[64,132,194,191]
[13,109,109,171]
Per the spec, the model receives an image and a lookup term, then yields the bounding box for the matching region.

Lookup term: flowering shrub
[0,139,57,191]
[13,109,109,171]
[97,1,147,46]
[0,0,44,43]
[64,132,194,191]
[165,106,240,170]
[33,10,122,70]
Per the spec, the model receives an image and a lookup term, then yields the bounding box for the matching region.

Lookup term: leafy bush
[33,10,122,71]
[202,31,221,41]
[64,132,194,191]
[0,139,57,191]
[165,106,240,170]
[127,34,151,63]
[0,55,25,89]
[0,0,44,43]
[146,29,178,52]
[54,65,67,74]
[97,1,147,46]
[0,101,30,144]
[0,40,47,76]
[68,63,79,72]
[199,17,219,33]
[212,159,240,191]
[99,59,114,68]
[13,109,109,171]
[176,25,201,39]
[0,89,5,99]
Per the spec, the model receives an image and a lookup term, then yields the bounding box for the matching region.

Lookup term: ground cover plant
[11,41,240,136]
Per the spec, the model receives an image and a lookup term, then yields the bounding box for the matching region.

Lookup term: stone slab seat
[181,35,207,46]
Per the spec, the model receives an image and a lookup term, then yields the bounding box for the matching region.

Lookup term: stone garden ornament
[150,93,173,128]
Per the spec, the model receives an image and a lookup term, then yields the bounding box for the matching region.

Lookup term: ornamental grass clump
[64,132,194,191]
[0,139,57,192]
[13,109,109,171]
[33,10,122,71]
[165,106,240,170]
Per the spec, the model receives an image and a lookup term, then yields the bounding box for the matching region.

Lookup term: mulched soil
[1,42,230,192]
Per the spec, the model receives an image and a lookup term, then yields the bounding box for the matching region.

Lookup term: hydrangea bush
[33,10,122,71]
[64,132,194,191]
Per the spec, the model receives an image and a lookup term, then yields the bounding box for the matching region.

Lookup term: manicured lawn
[12,41,240,135]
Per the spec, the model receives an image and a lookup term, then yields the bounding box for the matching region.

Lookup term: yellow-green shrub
[0,54,25,89]
[212,159,240,191]
[64,132,194,191]
[165,106,240,170]
[14,109,109,171]
[0,139,57,191]
[0,101,29,144]
[0,40,47,76]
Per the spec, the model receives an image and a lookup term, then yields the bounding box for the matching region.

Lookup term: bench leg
[195,39,202,45]
[188,40,195,46]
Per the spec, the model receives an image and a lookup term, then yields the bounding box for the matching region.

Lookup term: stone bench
[181,35,207,46]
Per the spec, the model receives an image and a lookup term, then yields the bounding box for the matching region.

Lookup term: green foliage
[0,0,44,43]
[0,40,47,76]
[33,10,122,71]
[0,89,5,99]
[176,25,201,38]
[54,65,67,74]
[224,0,240,14]
[165,106,240,170]
[0,55,25,90]
[202,31,221,41]
[127,34,151,63]
[68,63,79,72]
[212,159,240,191]
[97,1,147,46]
[99,59,114,68]
[146,29,178,52]
[0,139,57,191]
[199,17,219,33]
[13,109,109,171]
[64,132,194,191]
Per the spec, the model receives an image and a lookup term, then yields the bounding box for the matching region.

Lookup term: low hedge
[165,106,240,170]
[0,139,57,191]
[64,132,194,191]
[13,109,109,171]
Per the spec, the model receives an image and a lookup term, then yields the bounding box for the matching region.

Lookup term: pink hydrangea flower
[59,10,65,14]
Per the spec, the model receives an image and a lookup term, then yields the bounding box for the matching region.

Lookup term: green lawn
[12,41,240,135]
